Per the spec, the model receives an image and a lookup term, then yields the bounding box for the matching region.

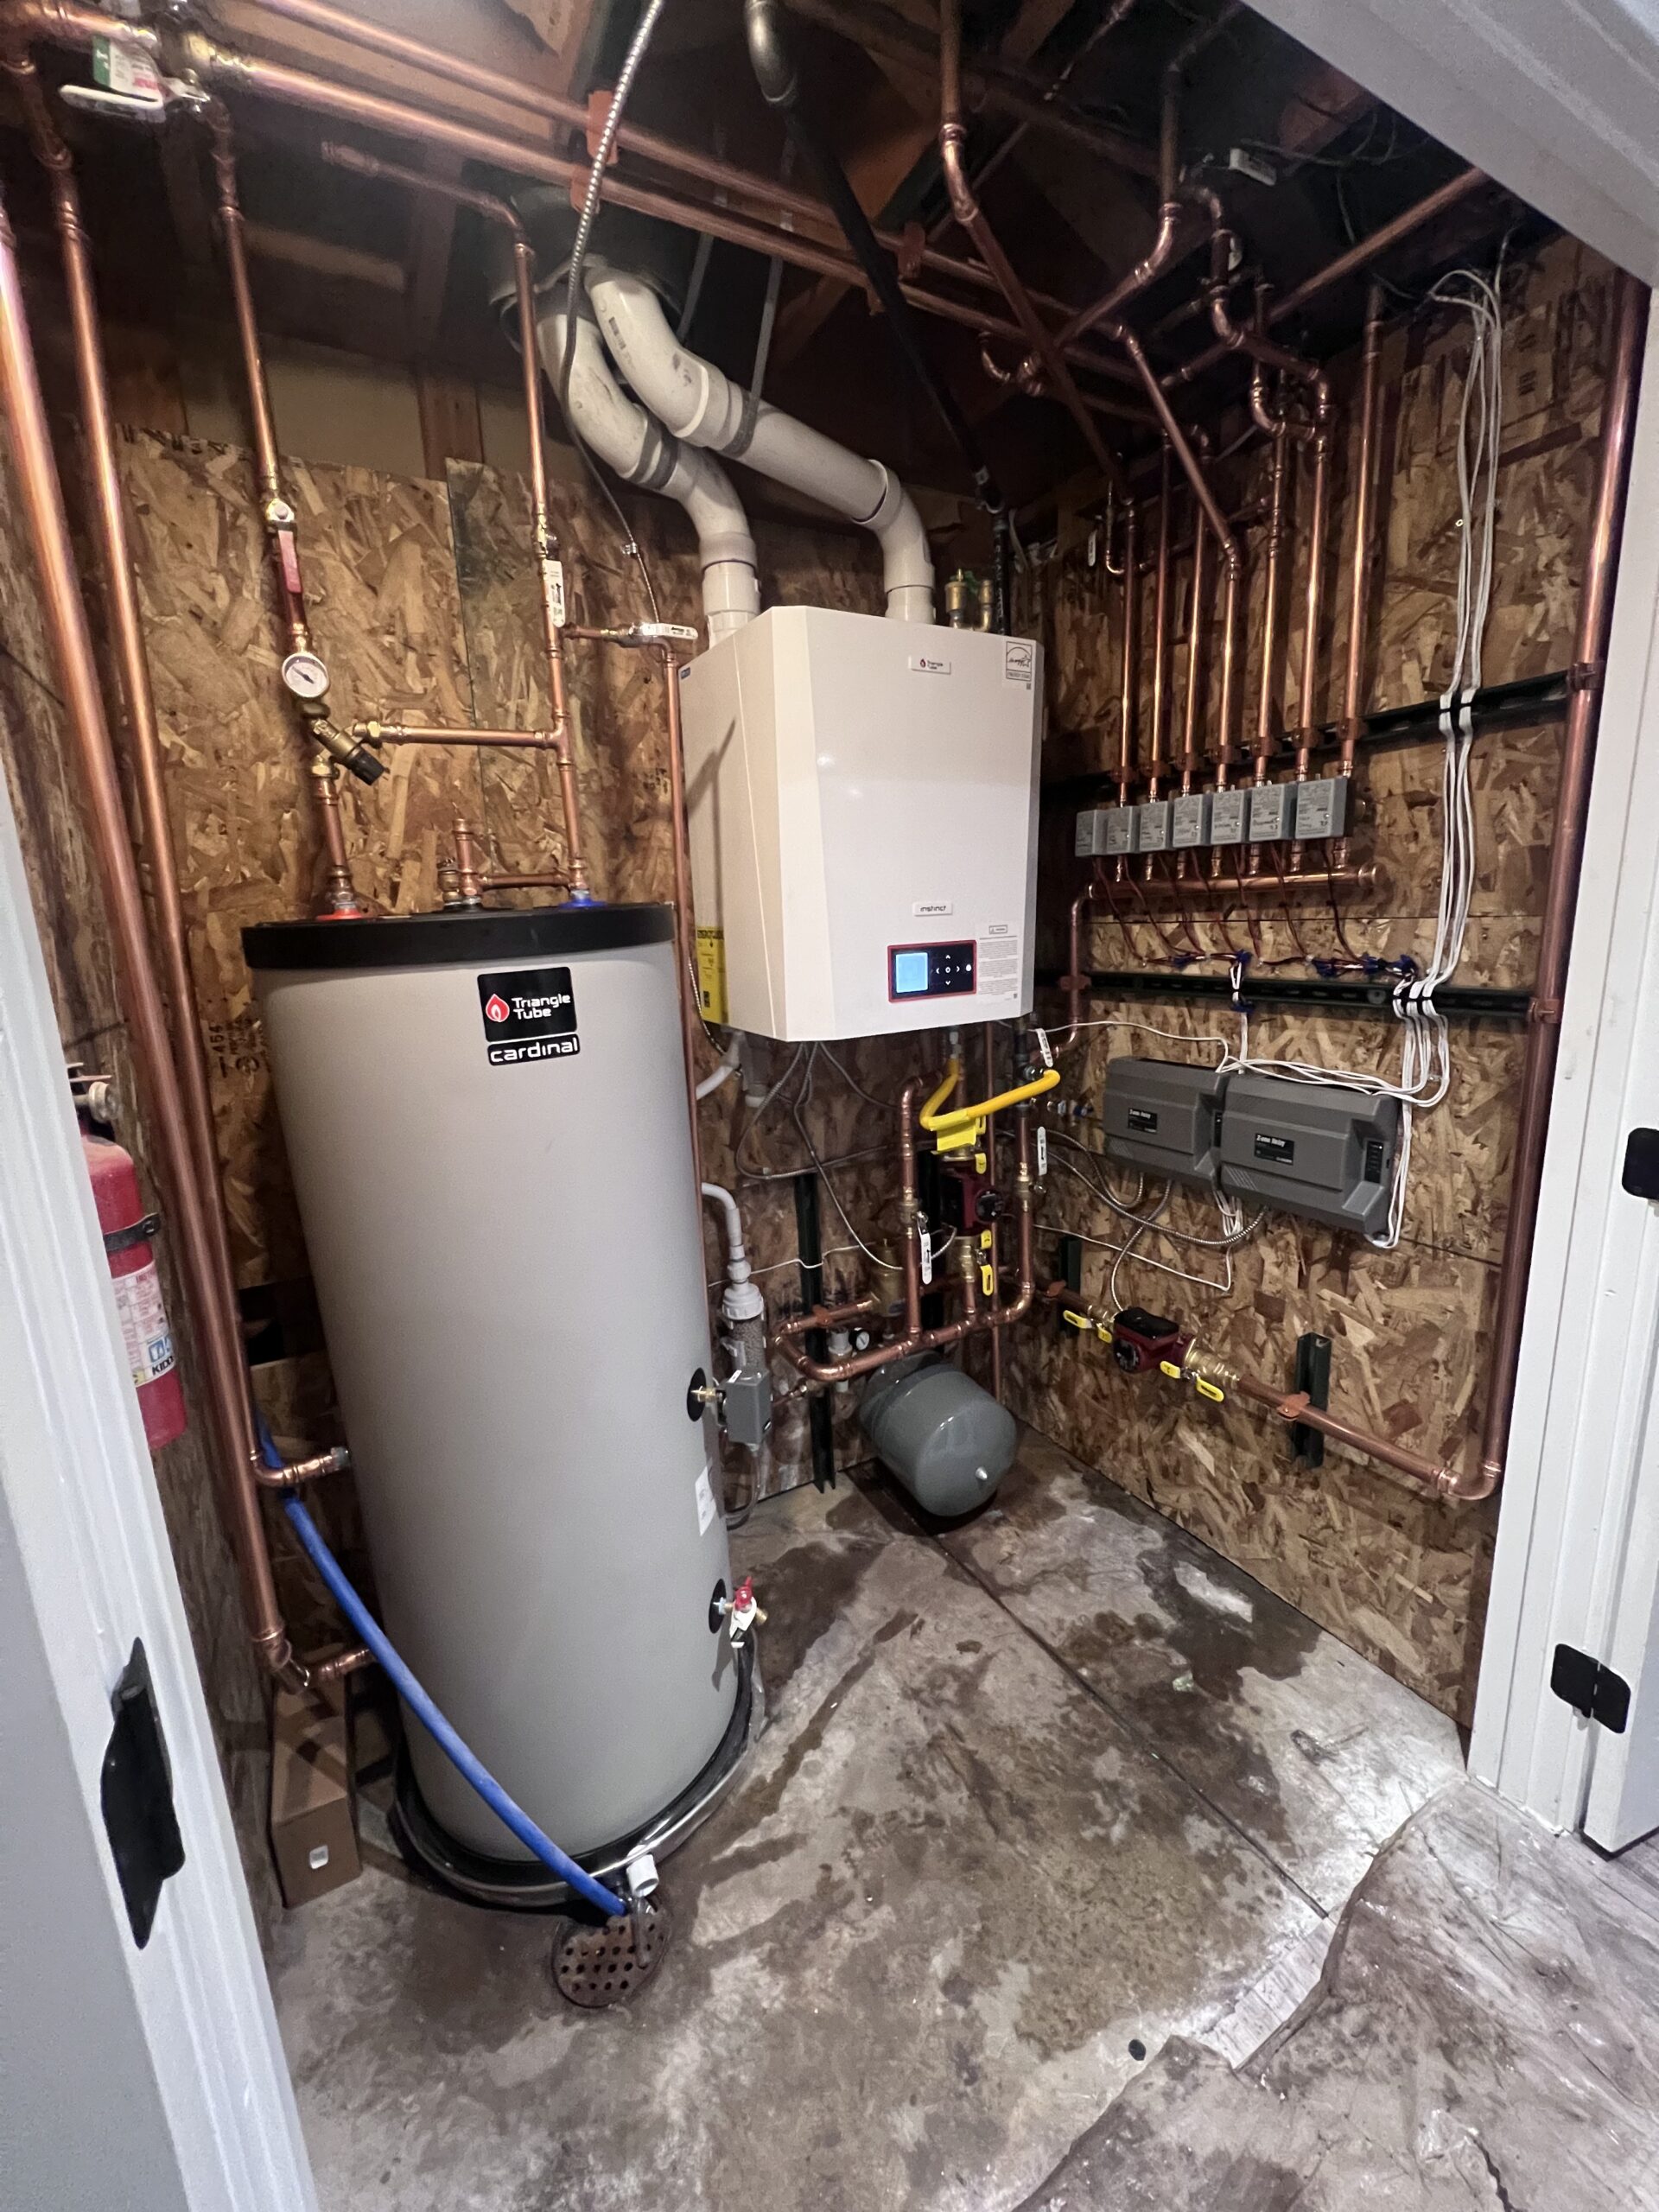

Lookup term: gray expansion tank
[245,905,740,1876]
[860,1355,1018,1516]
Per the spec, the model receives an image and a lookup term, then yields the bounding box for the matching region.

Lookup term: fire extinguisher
[83,1132,188,1452]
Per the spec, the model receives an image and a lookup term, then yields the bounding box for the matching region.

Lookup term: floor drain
[551,1904,672,2009]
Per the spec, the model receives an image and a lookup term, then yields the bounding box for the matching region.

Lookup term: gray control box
[1074,807,1109,857]
[1219,1071,1400,1237]
[1246,783,1293,842]
[1136,798,1172,853]
[1210,788,1248,846]
[1102,804,1138,856]
[1103,1056,1226,1189]
[1171,791,1212,848]
[1294,775,1351,841]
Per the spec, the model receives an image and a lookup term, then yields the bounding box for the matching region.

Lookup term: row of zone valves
[1076,775,1350,857]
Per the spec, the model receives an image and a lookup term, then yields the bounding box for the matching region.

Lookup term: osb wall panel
[1005,236,1615,1720]
[0,431,281,1942]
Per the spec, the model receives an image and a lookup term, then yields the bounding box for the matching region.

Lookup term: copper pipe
[1059,878,1099,1049]
[1147,444,1173,807]
[1118,499,1140,810]
[0,178,306,1681]
[1171,168,1488,390]
[448,817,485,905]
[115,16,1147,386]
[774,1108,1035,1385]
[317,143,591,899]
[661,651,702,1196]
[1294,388,1335,772]
[1469,270,1647,1503]
[1107,327,1243,766]
[1179,510,1210,791]
[3,47,244,1323]
[308,1643,374,1685]
[1254,415,1291,771]
[1131,864,1376,903]
[1340,282,1389,766]
[938,0,1128,494]
[788,0,1157,175]
[899,1077,923,1337]
[209,109,370,918]
[482,871,570,892]
[1216,1359,1454,1495]
[983,1021,1002,1403]
[772,1296,883,1341]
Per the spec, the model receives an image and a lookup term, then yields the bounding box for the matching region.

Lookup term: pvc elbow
[862,462,935,621]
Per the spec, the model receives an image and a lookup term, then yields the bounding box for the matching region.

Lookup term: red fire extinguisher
[83,1133,188,1452]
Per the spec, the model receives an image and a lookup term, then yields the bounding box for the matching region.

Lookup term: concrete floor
[270,1428,1510,2210]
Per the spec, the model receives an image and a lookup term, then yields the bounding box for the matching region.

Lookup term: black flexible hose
[744,0,1006,542]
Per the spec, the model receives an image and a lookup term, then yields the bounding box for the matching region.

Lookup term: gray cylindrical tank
[245,905,737,1863]
[860,1355,1018,1516]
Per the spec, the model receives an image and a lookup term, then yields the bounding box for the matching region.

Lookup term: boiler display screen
[887,940,976,1001]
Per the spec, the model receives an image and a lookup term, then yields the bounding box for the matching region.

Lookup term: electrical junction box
[1102,804,1138,856]
[1136,798,1172,852]
[1172,792,1211,849]
[1102,1056,1226,1188]
[680,605,1041,1040]
[1246,783,1294,842]
[1210,788,1248,846]
[1219,1071,1401,1236]
[1294,775,1351,841]
[1075,807,1110,858]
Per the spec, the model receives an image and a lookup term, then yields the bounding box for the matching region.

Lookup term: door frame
[0,739,315,2199]
[1469,295,1659,1835]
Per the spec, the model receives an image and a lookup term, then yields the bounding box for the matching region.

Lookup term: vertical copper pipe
[1148,444,1173,791]
[1178,506,1211,884]
[1470,270,1648,1500]
[210,111,369,918]
[899,1077,923,1337]
[1117,499,1140,808]
[512,234,589,900]
[1341,282,1388,767]
[1294,389,1334,771]
[661,652,704,1198]
[983,1021,1002,1401]
[1254,420,1291,771]
[0,179,298,1680]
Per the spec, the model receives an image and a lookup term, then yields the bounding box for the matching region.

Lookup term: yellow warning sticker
[696,925,728,1025]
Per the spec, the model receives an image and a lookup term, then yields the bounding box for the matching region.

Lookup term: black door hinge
[1623,1128,1659,1200]
[100,1639,186,1948]
[1549,1643,1631,1733]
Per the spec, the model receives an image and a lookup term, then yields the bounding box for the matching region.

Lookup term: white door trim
[0,731,315,2199]
[1469,294,1659,1831]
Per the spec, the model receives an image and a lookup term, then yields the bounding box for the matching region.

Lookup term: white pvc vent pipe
[537,293,760,643]
[586,265,935,623]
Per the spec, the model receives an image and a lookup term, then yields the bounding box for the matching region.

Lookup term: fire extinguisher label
[113,1261,176,1388]
[476,966,580,1065]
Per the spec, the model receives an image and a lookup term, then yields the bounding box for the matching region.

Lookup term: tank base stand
[552,1897,672,2008]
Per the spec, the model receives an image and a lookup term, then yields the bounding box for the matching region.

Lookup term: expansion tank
[245,905,740,1874]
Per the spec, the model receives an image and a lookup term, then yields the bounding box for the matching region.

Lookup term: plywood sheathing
[1005,234,1612,1719]
[0,431,282,1942]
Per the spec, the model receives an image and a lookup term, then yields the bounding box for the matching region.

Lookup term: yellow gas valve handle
[918,1056,1061,1152]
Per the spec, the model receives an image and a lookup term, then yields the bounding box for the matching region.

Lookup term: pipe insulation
[537,290,760,642]
[585,266,935,622]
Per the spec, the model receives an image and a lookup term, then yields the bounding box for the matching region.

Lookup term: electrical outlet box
[681,606,1041,1039]
[1136,798,1172,853]
[1102,805,1138,856]
[1246,783,1294,842]
[1219,1072,1401,1237]
[1294,775,1351,841]
[1075,808,1109,858]
[1102,1057,1226,1188]
[1210,789,1248,846]
[1172,792,1212,848]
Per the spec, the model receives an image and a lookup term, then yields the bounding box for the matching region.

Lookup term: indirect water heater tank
[244,906,742,1890]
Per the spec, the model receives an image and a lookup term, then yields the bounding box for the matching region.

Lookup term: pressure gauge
[280,650,329,703]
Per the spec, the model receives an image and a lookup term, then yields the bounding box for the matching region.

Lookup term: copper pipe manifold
[1126,863,1377,904]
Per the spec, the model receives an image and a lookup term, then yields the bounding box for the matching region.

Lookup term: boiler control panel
[888,940,976,1001]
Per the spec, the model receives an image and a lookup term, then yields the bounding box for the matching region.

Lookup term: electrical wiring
[1039,1217,1255,1300]
[789,1046,900,1269]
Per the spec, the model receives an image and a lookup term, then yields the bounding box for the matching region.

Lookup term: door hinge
[100,1638,186,1947]
[1549,1642,1631,1733]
